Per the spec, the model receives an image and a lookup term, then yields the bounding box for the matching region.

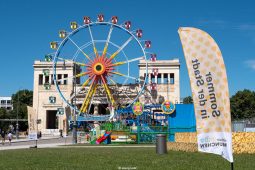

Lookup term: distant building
[28,61,76,136]
[139,59,180,104]
[0,97,13,111]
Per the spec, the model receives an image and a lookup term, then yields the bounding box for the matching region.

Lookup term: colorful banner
[178,27,233,162]
[132,102,144,115]
[161,100,176,114]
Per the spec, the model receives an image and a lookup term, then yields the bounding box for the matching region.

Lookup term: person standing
[1,131,5,145]
[7,132,12,145]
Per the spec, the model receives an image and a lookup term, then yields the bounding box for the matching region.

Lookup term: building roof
[139,59,180,67]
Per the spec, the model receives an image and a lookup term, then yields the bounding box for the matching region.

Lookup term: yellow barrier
[168,132,255,154]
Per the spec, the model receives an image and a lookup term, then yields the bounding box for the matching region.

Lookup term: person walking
[7,132,12,145]
[1,131,5,145]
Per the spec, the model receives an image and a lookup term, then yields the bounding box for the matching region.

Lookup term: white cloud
[237,24,255,31]
[245,60,255,70]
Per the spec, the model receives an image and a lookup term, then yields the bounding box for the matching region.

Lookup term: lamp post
[16,90,20,139]
[72,63,77,144]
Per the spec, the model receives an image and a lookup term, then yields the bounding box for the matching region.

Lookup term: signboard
[132,102,144,115]
[28,133,38,140]
[178,27,233,162]
[49,96,56,103]
[161,100,175,114]
[57,108,64,115]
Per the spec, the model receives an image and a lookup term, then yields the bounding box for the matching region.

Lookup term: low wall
[167,132,255,154]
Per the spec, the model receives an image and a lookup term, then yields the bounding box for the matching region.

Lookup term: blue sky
[0,0,254,98]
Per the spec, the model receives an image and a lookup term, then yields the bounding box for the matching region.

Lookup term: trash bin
[156,134,167,154]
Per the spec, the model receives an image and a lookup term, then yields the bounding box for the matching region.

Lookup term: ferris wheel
[49,15,157,119]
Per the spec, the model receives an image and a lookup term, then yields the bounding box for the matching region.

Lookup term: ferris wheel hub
[93,62,105,75]
[89,56,112,76]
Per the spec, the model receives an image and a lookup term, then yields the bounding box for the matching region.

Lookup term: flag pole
[231,162,234,170]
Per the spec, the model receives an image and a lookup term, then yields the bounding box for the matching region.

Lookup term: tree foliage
[230,89,255,120]
[0,108,12,131]
[183,96,193,104]
[0,89,33,131]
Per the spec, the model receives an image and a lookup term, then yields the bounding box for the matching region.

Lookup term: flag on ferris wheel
[178,27,233,162]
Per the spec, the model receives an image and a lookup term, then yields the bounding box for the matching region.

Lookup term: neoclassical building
[28,58,180,136]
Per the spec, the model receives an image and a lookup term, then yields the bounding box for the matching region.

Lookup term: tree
[230,89,255,120]
[10,89,33,131]
[183,96,193,104]
[0,108,12,131]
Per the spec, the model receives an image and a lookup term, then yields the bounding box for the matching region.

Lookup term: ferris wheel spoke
[81,77,93,88]
[87,90,96,115]
[108,78,117,85]
[80,79,98,113]
[68,73,95,101]
[109,71,142,82]
[101,75,115,106]
[110,56,145,67]
[110,78,135,102]
[75,72,89,78]
[57,57,90,67]
[82,83,98,113]
[109,36,133,60]
[102,83,114,106]
[109,78,132,102]
[68,37,92,62]
[103,25,114,57]
[88,25,99,58]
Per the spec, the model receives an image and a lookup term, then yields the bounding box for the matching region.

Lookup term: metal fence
[232,121,255,132]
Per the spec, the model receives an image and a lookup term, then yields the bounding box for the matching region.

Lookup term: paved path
[0,137,155,150]
[0,136,73,150]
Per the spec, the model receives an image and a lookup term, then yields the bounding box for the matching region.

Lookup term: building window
[151,74,155,83]
[63,74,68,85]
[1,100,6,104]
[157,74,161,84]
[163,74,168,84]
[45,76,49,84]
[7,100,11,104]
[6,107,11,110]
[39,74,43,85]
[170,73,174,84]
[57,74,62,85]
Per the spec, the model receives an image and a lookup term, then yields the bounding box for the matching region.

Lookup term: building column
[43,75,45,85]
[49,74,52,84]
[155,75,157,83]
[168,73,170,84]
[161,73,164,84]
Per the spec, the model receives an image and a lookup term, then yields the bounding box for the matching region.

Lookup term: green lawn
[0,147,254,170]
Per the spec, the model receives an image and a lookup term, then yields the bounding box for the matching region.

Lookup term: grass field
[0,147,254,170]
